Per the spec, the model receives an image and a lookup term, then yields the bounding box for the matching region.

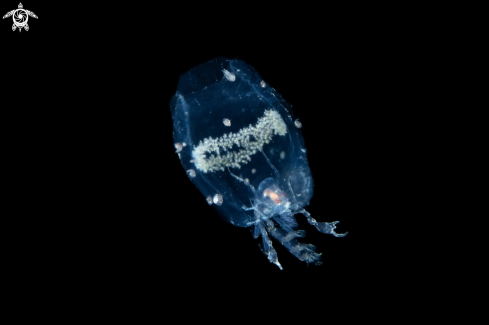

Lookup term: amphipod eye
[170,57,347,270]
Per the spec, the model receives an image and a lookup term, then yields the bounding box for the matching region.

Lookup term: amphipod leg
[266,219,322,265]
[257,222,282,270]
[228,167,256,195]
[259,149,280,180]
[297,209,348,237]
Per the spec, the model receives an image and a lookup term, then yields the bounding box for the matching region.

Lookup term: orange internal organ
[263,189,283,205]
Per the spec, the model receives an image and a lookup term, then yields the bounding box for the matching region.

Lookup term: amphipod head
[254,177,291,220]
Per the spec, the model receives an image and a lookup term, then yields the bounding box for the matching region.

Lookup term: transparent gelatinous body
[170,57,346,269]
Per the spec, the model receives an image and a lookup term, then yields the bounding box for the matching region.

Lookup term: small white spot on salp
[223,118,231,127]
[260,80,266,88]
[187,169,196,178]
[301,148,306,153]
[251,168,256,174]
[213,193,223,206]
[280,151,285,159]
[206,196,213,205]
[294,119,302,128]
[223,69,236,82]
[245,178,249,183]
[175,143,183,153]
[190,159,195,163]
[182,142,187,147]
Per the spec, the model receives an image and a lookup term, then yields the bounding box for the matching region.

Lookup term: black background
[1,2,439,315]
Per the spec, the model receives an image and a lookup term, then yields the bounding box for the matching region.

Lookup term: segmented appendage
[253,210,347,269]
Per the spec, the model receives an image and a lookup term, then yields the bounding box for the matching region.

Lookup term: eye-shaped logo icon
[3,3,38,32]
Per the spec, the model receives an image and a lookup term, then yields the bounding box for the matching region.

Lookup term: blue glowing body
[170,58,346,269]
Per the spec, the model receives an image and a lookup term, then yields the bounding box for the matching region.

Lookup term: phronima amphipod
[170,57,347,269]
